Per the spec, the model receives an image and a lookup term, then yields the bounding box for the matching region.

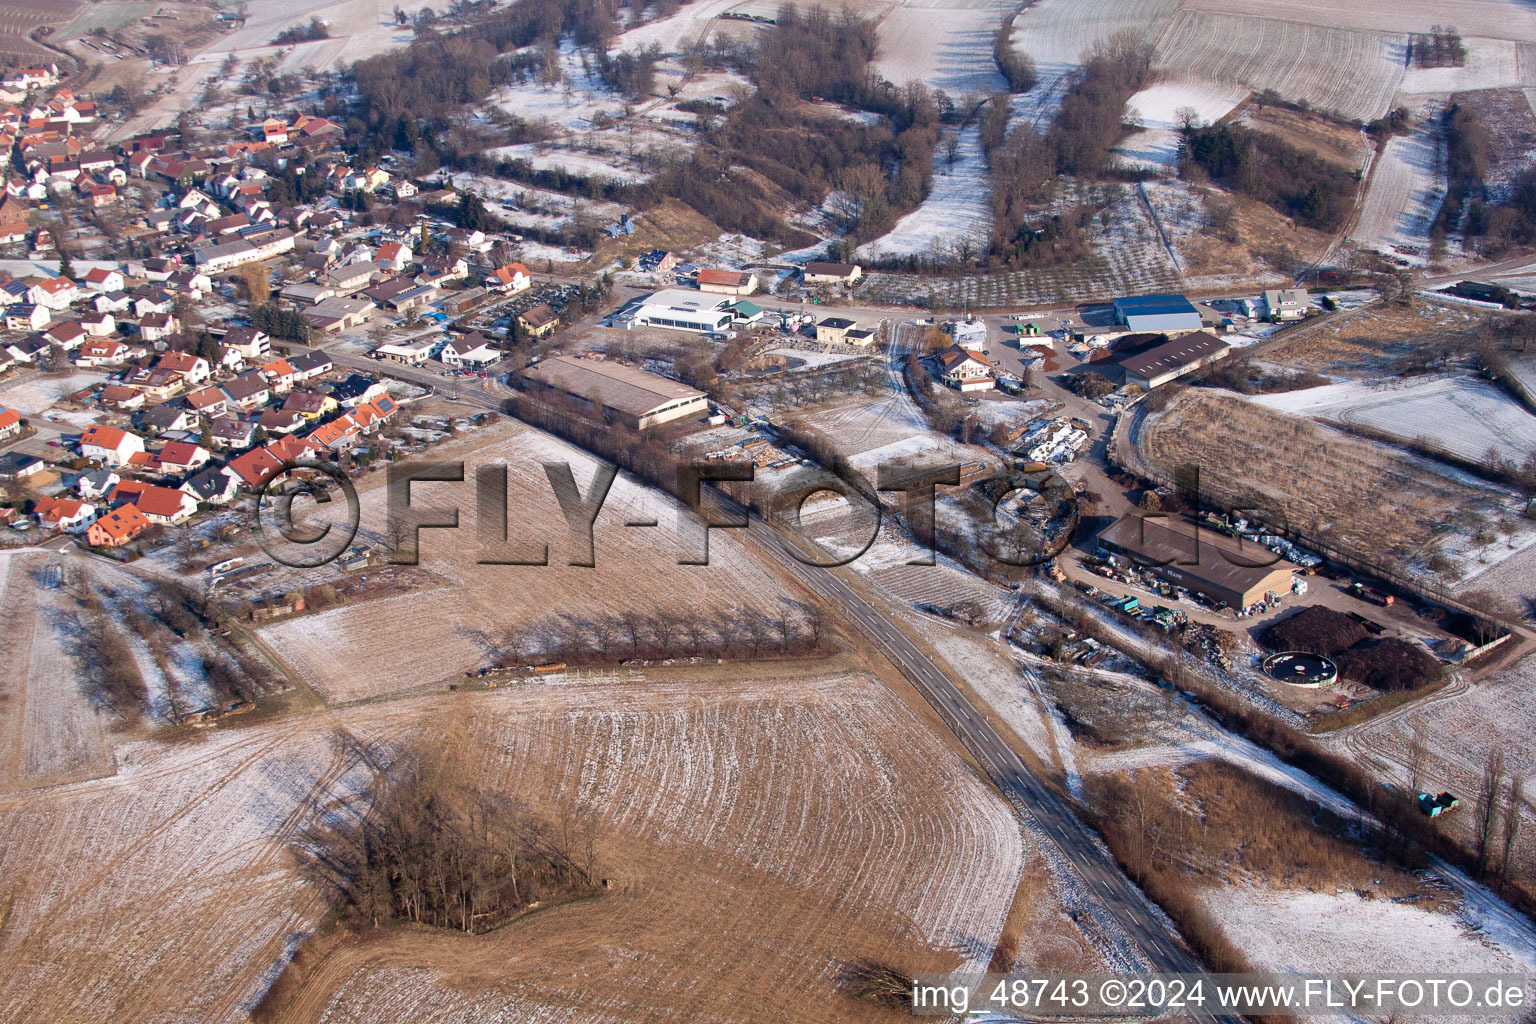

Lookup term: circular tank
[1263,651,1338,687]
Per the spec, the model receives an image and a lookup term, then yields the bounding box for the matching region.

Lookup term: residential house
[416,254,467,286]
[220,326,271,361]
[138,312,179,341]
[155,440,210,475]
[0,405,19,439]
[76,468,119,500]
[327,373,387,408]
[220,373,271,412]
[259,358,299,393]
[484,262,531,294]
[92,290,131,314]
[157,350,210,385]
[281,391,336,420]
[257,408,304,434]
[77,311,116,337]
[0,195,29,243]
[128,368,185,402]
[815,317,857,345]
[86,504,151,547]
[28,274,76,309]
[75,337,129,367]
[186,385,230,418]
[638,249,676,274]
[304,415,360,453]
[517,304,559,338]
[80,424,145,465]
[133,484,198,525]
[44,320,86,351]
[440,332,500,369]
[0,451,43,481]
[935,345,995,392]
[34,495,96,533]
[209,416,257,449]
[136,404,196,434]
[349,393,398,433]
[226,445,284,488]
[99,384,145,411]
[181,465,240,506]
[82,266,124,292]
[444,227,491,252]
[288,350,333,381]
[4,303,47,331]
[375,240,412,271]
[1263,288,1310,322]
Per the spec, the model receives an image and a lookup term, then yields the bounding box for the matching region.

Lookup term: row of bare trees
[73,593,147,723]
[478,601,834,669]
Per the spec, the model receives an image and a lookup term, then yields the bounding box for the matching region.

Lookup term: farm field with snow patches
[1253,375,1536,467]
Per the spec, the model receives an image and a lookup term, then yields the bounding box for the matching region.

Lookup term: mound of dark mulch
[1334,638,1443,692]
[1263,605,1368,656]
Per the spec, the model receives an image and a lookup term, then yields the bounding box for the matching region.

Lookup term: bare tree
[1501,775,1524,883]
[1477,748,1507,874]
[1406,718,1427,796]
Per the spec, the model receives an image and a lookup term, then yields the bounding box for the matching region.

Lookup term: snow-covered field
[1350,100,1447,258]
[857,124,990,260]
[762,346,866,368]
[1180,0,1536,41]
[1112,81,1248,171]
[1253,375,1536,466]
[1154,11,1406,121]
[1214,888,1531,1001]
[873,0,1009,95]
[0,371,104,415]
[484,141,653,183]
[258,422,797,701]
[1399,36,1521,94]
[613,0,740,54]
[1012,0,1179,77]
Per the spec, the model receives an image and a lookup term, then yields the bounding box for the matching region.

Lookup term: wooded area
[300,731,601,933]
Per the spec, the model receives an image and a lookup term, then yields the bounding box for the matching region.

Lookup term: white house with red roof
[484,262,530,294]
[155,441,210,476]
[80,424,145,466]
[83,266,124,292]
[375,240,412,271]
[33,495,96,533]
[29,275,77,310]
[75,337,130,367]
[157,350,210,385]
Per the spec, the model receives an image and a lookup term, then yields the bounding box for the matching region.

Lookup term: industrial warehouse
[1096,514,1298,610]
[1119,331,1231,389]
[617,289,736,333]
[522,356,710,429]
[1111,294,1203,334]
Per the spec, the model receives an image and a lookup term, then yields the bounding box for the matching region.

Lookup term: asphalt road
[746,518,1242,1024]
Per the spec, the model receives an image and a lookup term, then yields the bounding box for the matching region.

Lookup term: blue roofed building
[1112,294,1202,334]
